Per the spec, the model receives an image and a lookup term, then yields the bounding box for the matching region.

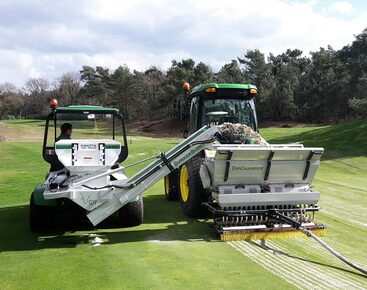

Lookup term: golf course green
[0,119,366,289]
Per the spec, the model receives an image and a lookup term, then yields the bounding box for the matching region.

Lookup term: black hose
[300,227,367,276]
[82,184,114,190]
[270,209,367,276]
[47,171,68,192]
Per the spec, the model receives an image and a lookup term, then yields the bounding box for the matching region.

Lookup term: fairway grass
[0,120,366,289]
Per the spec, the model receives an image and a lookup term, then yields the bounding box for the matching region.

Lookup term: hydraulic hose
[300,227,367,276]
[271,209,367,276]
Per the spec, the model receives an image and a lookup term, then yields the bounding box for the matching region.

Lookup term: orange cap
[50,99,58,108]
[183,82,190,91]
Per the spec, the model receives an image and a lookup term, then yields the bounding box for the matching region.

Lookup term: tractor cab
[164,83,259,201]
[185,83,258,135]
[43,101,128,172]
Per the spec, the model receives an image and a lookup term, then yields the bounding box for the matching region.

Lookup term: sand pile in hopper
[217,123,269,147]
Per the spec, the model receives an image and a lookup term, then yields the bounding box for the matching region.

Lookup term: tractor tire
[29,192,54,231]
[118,195,144,227]
[164,170,179,201]
[179,156,208,218]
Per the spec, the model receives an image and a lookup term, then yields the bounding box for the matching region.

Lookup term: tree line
[1,28,367,123]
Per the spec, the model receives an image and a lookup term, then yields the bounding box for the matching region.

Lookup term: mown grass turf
[261,120,367,162]
[262,120,367,283]
[0,119,366,289]
[0,135,294,289]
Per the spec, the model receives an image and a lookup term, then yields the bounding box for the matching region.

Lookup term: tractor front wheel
[118,195,144,227]
[179,157,208,218]
[29,192,54,231]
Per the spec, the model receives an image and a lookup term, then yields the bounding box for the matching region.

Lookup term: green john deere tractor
[164,83,259,217]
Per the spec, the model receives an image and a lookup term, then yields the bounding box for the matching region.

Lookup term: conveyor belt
[87,125,218,225]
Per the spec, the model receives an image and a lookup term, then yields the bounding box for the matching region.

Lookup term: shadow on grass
[0,194,216,252]
[2,196,363,278]
[266,120,367,160]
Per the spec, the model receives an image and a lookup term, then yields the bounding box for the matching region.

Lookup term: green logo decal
[232,166,264,171]
[173,144,205,167]
[80,193,97,206]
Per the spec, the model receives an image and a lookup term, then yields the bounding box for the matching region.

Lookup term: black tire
[164,170,179,201]
[118,195,144,227]
[29,192,54,231]
[179,156,208,218]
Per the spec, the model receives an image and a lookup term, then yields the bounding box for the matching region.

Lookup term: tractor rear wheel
[164,170,179,201]
[118,195,144,227]
[29,192,54,231]
[179,156,208,218]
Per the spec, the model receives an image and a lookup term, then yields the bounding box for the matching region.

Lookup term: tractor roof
[54,105,119,114]
[190,83,257,95]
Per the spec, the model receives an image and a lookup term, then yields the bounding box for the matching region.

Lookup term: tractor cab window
[202,99,256,130]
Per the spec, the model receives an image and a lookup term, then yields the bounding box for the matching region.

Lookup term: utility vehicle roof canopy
[52,105,119,114]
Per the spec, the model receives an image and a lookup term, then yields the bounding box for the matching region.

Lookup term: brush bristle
[220,229,325,241]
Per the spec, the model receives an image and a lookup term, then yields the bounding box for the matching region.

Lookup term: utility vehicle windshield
[201,99,256,129]
[56,113,115,139]
[46,112,125,148]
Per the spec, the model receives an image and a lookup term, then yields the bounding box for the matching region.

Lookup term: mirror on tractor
[87,113,96,120]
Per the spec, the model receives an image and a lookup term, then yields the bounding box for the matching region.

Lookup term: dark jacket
[56,133,71,142]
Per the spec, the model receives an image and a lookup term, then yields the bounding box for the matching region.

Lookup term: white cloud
[0,50,35,86]
[0,0,366,87]
[326,1,354,15]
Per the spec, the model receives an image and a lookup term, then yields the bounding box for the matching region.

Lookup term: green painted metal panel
[33,184,57,206]
[105,144,121,149]
[55,144,72,149]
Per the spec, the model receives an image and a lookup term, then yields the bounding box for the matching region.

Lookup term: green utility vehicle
[29,103,143,230]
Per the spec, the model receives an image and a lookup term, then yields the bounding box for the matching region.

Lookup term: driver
[51,123,72,172]
[56,123,72,142]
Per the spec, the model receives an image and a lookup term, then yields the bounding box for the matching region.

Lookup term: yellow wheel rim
[180,165,189,202]
[164,176,170,194]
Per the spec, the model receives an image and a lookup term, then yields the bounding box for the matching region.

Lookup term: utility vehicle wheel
[29,192,54,231]
[118,195,144,227]
[164,170,179,201]
[179,157,208,218]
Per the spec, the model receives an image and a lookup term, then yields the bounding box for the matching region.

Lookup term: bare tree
[23,78,50,116]
[0,82,24,118]
[56,72,82,105]
[0,82,18,95]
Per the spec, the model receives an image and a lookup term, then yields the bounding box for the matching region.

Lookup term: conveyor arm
[86,125,218,225]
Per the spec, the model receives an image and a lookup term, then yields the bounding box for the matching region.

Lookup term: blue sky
[0,0,366,87]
